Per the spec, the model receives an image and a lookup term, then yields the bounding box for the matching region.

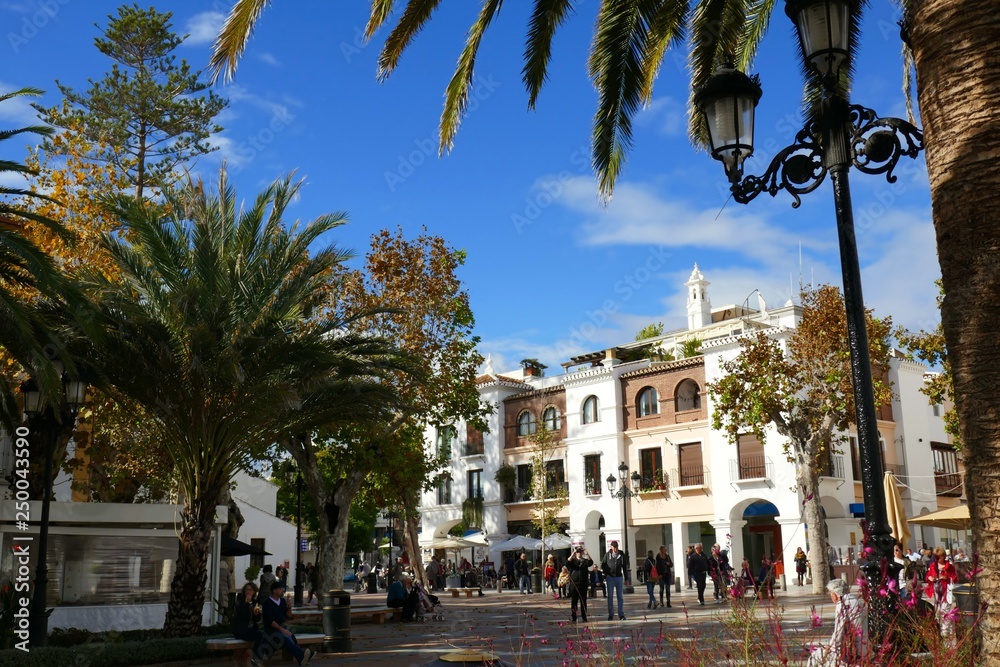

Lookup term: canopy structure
[491,535,542,552]
[884,472,911,546]
[429,536,481,550]
[221,535,271,557]
[461,531,489,547]
[908,505,970,531]
[542,533,573,549]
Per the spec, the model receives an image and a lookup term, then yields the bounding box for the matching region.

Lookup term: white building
[418,265,963,582]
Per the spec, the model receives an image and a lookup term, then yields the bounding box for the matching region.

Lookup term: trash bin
[953,583,979,616]
[322,589,351,653]
[446,574,462,589]
[531,571,542,593]
[366,572,377,593]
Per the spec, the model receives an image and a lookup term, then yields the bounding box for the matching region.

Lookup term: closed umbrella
[884,471,911,547]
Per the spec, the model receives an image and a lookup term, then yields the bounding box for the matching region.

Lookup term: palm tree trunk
[162,504,213,637]
[909,4,1000,660]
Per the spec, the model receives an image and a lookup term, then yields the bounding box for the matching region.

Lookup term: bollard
[322,589,351,653]
[675,576,681,593]
[366,573,377,594]
[780,574,787,591]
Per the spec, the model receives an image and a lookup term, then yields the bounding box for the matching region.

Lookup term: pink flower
[811,613,823,628]
[540,639,549,645]
[944,607,959,623]
[864,546,875,555]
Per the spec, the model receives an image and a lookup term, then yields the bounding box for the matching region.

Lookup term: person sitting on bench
[262,581,315,665]
[232,582,265,667]
[386,572,419,621]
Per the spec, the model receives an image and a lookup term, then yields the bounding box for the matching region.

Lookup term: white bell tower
[686,264,712,330]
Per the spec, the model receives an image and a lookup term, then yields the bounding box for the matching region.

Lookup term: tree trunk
[798,462,830,595]
[909,4,1000,661]
[403,500,426,587]
[162,503,213,637]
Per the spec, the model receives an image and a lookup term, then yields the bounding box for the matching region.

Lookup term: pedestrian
[232,582,265,667]
[655,545,673,607]
[307,564,319,604]
[685,545,695,589]
[545,555,557,597]
[425,557,439,591]
[806,579,866,667]
[757,556,776,600]
[926,546,959,646]
[515,553,531,594]
[504,554,515,589]
[261,581,315,665]
[601,540,626,620]
[386,572,419,622]
[688,543,710,605]
[794,547,808,586]
[259,564,276,595]
[558,566,570,599]
[643,550,659,609]
[567,545,593,623]
[827,545,838,581]
[709,545,727,603]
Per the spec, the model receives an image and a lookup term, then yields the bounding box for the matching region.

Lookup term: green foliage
[494,462,516,486]
[244,564,260,583]
[462,495,484,528]
[635,322,665,341]
[520,358,547,375]
[37,4,226,199]
[680,337,703,358]
[526,425,567,541]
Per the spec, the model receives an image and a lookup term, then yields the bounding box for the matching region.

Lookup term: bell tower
[686,264,712,330]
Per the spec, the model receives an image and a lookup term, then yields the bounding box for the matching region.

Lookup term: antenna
[798,242,804,293]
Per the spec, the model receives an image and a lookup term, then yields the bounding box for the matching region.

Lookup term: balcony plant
[494,462,516,488]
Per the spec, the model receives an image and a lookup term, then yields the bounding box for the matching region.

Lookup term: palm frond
[687,0,749,145]
[738,0,777,72]
[209,0,273,83]
[523,0,575,109]
[639,0,689,102]
[377,0,446,81]
[440,0,506,153]
[366,0,399,39]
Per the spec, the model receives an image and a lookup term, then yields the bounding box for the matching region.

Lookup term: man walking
[567,545,593,622]
[515,553,531,594]
[689,543,710,605]
[685,545,695,589]
[601,540,626,620]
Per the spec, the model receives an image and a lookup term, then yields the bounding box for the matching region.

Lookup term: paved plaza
[187,582,832,666]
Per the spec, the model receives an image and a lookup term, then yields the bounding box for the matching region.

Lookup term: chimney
[602,349,621,367]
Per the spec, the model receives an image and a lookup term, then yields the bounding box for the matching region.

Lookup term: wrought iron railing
[934,471,963,496]
[461,440,485,456]
[670,466,710,487]
[820,454,846,479]
[730,456,773,481]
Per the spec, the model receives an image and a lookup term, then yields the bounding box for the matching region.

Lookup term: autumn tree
[37,4,225,199]
[708,286,892,594]
[281,228,487,595]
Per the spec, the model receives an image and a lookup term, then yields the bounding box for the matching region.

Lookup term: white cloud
[184,12,225,46]
[257,52,281,67]
[553,176,832,263]
[0,82,45,126]
[639,96,687,137]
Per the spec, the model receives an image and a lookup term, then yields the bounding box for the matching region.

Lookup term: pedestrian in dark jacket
[567,546,594,622]
[655,545,673,607]
[688,544,710,605]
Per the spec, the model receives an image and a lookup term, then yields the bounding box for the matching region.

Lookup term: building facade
[418,266,963,582]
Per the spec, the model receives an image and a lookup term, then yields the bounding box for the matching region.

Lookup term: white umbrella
[492,535,542,551]
[542,533,573,549]
[429,536,479,549]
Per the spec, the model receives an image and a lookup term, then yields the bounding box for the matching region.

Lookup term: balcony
[460,440,485,457]
[820,455,846,479]
[669,466,710,495]
[584,479,602,496]
[884,463,906,479]
[504,485,533,504]
[934,471,963,497]
[729,456,773,489]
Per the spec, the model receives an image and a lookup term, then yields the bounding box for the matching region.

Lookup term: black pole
[622,479,634,594]
[294,473,303,606]
[823,94,899,647]
[29,413,55,648]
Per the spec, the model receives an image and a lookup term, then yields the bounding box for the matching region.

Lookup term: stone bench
[207,633,323,666]
[444,587,482,598]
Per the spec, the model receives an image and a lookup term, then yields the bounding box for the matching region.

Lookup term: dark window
[250,539,266,569]
[737,433,766,479]
[583,455,601,495]
[515,464,533,501]
[678,443,703,485]
[517,410,537,436]
[582,395,600,424]
[675,379,702,411]
[542,406,561,431]
[436,425,456,458]
[639,448,663,488]
[468,469,483,499]
[465,424,484,455]
[637,387,659,417]
[436,475,452,504]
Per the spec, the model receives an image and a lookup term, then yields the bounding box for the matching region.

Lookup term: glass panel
[797,1,849,76]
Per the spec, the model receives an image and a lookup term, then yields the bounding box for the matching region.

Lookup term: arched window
[582,395,600,424]
[542,406,561,431]
[637,387,659,417]
[675,379,702,411]
[517,410,537,436]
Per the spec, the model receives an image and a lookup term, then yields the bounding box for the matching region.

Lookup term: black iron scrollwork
[731,121,827,207]
[849,104,924,182]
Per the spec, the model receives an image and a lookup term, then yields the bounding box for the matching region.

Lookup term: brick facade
[620,359,707,431]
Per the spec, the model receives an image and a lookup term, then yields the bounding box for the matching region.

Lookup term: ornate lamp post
[695,0,920,640]
[20,366,87,648]
[293,472,304,606]
[606,462,641,594]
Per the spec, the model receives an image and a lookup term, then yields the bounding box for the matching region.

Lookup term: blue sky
[1,1,937,373]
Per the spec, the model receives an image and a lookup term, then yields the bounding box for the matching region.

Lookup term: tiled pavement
[185,581,835,666]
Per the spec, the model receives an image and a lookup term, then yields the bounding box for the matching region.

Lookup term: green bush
[0,636,213,666]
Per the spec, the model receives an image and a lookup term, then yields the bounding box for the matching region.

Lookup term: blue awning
[849,503,865,517]
[743,501,779,517]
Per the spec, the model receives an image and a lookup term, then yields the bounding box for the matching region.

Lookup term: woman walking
[794,547,808,586]
[655,545,673,607]
[643,550,659,609]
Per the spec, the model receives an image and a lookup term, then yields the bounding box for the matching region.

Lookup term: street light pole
[694,0,921,646]
[294,472,304,606]
[606,462,641,594]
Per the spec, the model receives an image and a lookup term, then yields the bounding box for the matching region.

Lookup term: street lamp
[293,472,304,606]
[20,366,87,648]
[696,0,919,637]
[606,461,642,594]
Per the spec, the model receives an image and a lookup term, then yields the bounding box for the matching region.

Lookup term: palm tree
[83,169,402,637]
[210,1,1000,647]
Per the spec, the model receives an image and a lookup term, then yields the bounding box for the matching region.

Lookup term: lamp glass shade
[618,461,628,477]
[19,379,43,416]
[787,0,850,78]
[63,377,88,411]
[695,68,762,177]
[630,471,641,485]
[606,473,617,493]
